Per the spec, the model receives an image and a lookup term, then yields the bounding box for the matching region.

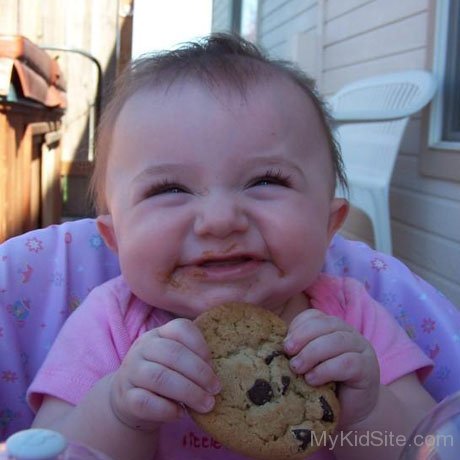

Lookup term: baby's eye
[249,169,292,188]
[144,180,189,198]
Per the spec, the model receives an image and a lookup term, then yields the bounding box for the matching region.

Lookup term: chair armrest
[331,109,408,123]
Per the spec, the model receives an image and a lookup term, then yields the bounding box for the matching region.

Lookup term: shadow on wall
[61,41,119,220]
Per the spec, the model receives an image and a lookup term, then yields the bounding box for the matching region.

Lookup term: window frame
[428,0,460,150]
[421,0,460,182]
[231,0,242,34]
[230,0,259,42]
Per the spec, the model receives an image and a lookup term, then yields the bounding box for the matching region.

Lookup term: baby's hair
[90,33,347,214]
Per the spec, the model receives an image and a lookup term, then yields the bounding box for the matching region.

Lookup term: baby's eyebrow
[242,155,304,175]
[132,164,189,183]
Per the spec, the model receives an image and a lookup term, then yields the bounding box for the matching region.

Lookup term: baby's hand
[109,318,221,431]
[284,309,380,429]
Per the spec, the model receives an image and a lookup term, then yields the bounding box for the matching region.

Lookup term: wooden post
[117,0,134,75]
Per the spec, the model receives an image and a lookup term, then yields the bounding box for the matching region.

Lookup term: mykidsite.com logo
[311,430,455,450]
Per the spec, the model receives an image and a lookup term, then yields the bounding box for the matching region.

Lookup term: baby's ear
[96,214,118,253]
[327,198,349,242]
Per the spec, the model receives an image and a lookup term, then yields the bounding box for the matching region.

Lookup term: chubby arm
[33,376,157,460]
[32,318,221,460]
[333,373,435,460]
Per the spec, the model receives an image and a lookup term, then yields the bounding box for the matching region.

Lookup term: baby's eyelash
[250,168,292,187]
[143,178,187,197]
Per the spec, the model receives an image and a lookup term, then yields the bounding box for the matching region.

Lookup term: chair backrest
[1,220,459,440]
[0,219,119,440]
[329,70,437,186]
[324,238,460,402]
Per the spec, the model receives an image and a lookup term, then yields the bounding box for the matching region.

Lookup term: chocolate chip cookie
[190,302,340,459]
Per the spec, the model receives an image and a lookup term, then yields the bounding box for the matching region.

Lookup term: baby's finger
[287,308,325,332]
[284,312,354,355]
[155,318,212,362]
[303,352,373,387]
[141,337,221,395]
[119,387,183,425]
[289,331,366,375]
[133,361,216,414]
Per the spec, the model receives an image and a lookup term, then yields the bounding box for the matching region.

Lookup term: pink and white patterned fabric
[1,218,459,441]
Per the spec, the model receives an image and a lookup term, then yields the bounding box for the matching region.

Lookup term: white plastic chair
[329,70,437,254]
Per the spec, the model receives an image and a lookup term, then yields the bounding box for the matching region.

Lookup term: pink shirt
[28,274,432,460]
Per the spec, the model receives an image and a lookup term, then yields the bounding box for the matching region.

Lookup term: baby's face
[98,76,347,318]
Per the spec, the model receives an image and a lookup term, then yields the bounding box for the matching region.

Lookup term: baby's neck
[278,292,311,325]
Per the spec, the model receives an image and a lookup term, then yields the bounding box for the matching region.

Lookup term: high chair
[329,70,437,255]
[1,219,459,440]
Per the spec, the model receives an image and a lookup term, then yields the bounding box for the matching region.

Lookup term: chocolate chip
[264,350,290,365]
[264,351,282,365]
[281,376,290,395]
[320,396,334,422]
[292,429,312,451]
[247,379,273,406]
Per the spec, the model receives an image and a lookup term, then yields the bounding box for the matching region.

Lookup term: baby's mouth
[178,254,263,281]
[199,256,254,268]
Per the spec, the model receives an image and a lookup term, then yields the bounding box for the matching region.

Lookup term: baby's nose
[193,194,249,238]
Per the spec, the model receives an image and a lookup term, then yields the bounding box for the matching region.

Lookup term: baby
[29,34,435,460]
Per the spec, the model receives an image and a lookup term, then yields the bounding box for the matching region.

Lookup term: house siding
[212,0,460,306]
[258,0,317,58]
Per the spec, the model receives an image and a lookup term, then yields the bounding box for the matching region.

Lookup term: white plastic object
[399,390,460,459]
[329,70,437,254]
[0,429,112,460]
[5,429,67,460]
